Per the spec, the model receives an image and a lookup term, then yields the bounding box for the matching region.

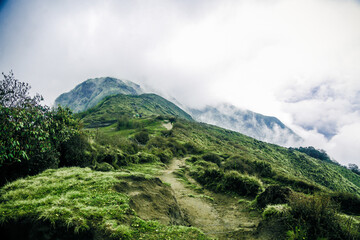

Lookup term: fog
[1,0,360,166]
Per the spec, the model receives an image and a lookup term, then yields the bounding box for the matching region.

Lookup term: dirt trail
[162,121,172,130]
[158,159,261,239]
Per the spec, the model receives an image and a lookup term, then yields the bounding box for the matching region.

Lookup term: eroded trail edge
[158,158,260,240]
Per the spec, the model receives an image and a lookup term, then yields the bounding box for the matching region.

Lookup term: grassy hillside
[1,96,360,239]
[76,93,193,127]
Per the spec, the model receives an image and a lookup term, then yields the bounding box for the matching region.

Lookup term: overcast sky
[1,0,360,166]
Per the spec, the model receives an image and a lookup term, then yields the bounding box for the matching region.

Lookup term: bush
[147,136,167,149]
[202,153,221,166]
[256,185,292,208]
[134,131,149,145]
[286,194,350,240]
[183,142,202,155]
[262,204,290,220]
[137,152,160,163]
[166,139,187,156]
[223,155,274,177]
[329,192,360,215]
[221,171,263,197]
[59,133,94,167]
[152,148,173,163]
[116,116,142,130]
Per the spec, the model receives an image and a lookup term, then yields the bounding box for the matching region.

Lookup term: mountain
[2,81,360,239]
[77,93,193,127]
[189,103,302,146]
[54,77,143,113]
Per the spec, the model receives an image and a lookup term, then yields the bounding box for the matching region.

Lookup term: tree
[0,71,42,108]
[348,163,360,175]
[0,71,81,185]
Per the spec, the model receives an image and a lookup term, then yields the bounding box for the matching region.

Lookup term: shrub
[183,142,202,155]
[273,174,321,194]
[134,131,149,145]
[287,194,347,240]
[329,192,360,215]
[195,166,224,190]
[147,136,167,149]
[166,139,187,156]
[202,153,221,166]
[221,171,263,197]
[116,116,142,130]
[59,133,94,167]
[137,152,160,163]
[152,148,173,163]
[262,204,290,220]
[223,155,274,177]
[256,185,292,208]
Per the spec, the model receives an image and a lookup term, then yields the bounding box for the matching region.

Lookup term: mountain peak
[54,77,143,113]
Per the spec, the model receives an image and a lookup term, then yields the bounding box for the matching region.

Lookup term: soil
[114,175,186,226]
[158,158,262,240]
[162,121,173,130]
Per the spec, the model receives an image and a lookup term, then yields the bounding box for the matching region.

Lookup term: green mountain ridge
[55,77,143,113]
[77,93,193,127]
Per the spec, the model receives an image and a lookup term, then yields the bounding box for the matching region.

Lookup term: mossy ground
[0,167,207,239]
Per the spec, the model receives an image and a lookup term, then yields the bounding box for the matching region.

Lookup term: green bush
[202,153,221,166]
[256,185,292,208]
[183,142,203,155]
[137,152,160,163]
[59,133,94,167]
[152,148,173,163]
[147,136,167,149]
[166,139,187,156]
[134,131,150,145]
[286,194,352,240]
[223,155,274,177]
[116,116,142,130]
[262,204,290,220]
[221,171,263,197]
[329,192,360,215]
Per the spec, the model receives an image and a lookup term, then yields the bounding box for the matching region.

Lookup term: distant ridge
[54,77,143,113]
[189,103,302,146]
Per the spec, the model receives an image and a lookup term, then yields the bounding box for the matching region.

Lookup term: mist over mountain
[189,103,302,147]
[55,77,143,113]
[55,77,301,146]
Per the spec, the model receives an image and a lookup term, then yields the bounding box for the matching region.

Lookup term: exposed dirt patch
[162,121,173,130]
[114,175,186,225]
[158,159,262,240]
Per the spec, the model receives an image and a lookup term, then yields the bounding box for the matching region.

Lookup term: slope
[55,77,143,112]
[77,93,193,127]
[189,103,302,146]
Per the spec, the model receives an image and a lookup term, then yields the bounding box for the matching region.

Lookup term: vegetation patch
[0,167,207,239]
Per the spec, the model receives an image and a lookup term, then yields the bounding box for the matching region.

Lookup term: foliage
[134,131,150,145]
[0,72,81,185]
[191,163,263,197]
[262,204,290,220]
[117,116,143,130]
[223,155,274,178]
[202,152,222,166]
[285,194,359,240]
[256,185,292,208]
[59,132,94,167]
[329,192,360,215]
[348,163,360,176]
[0,71,42,108]
[291,146,333,164]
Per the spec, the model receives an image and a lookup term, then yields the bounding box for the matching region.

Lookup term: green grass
[0,167,208,239]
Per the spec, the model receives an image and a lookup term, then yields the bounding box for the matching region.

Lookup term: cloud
[0,0,360,165]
